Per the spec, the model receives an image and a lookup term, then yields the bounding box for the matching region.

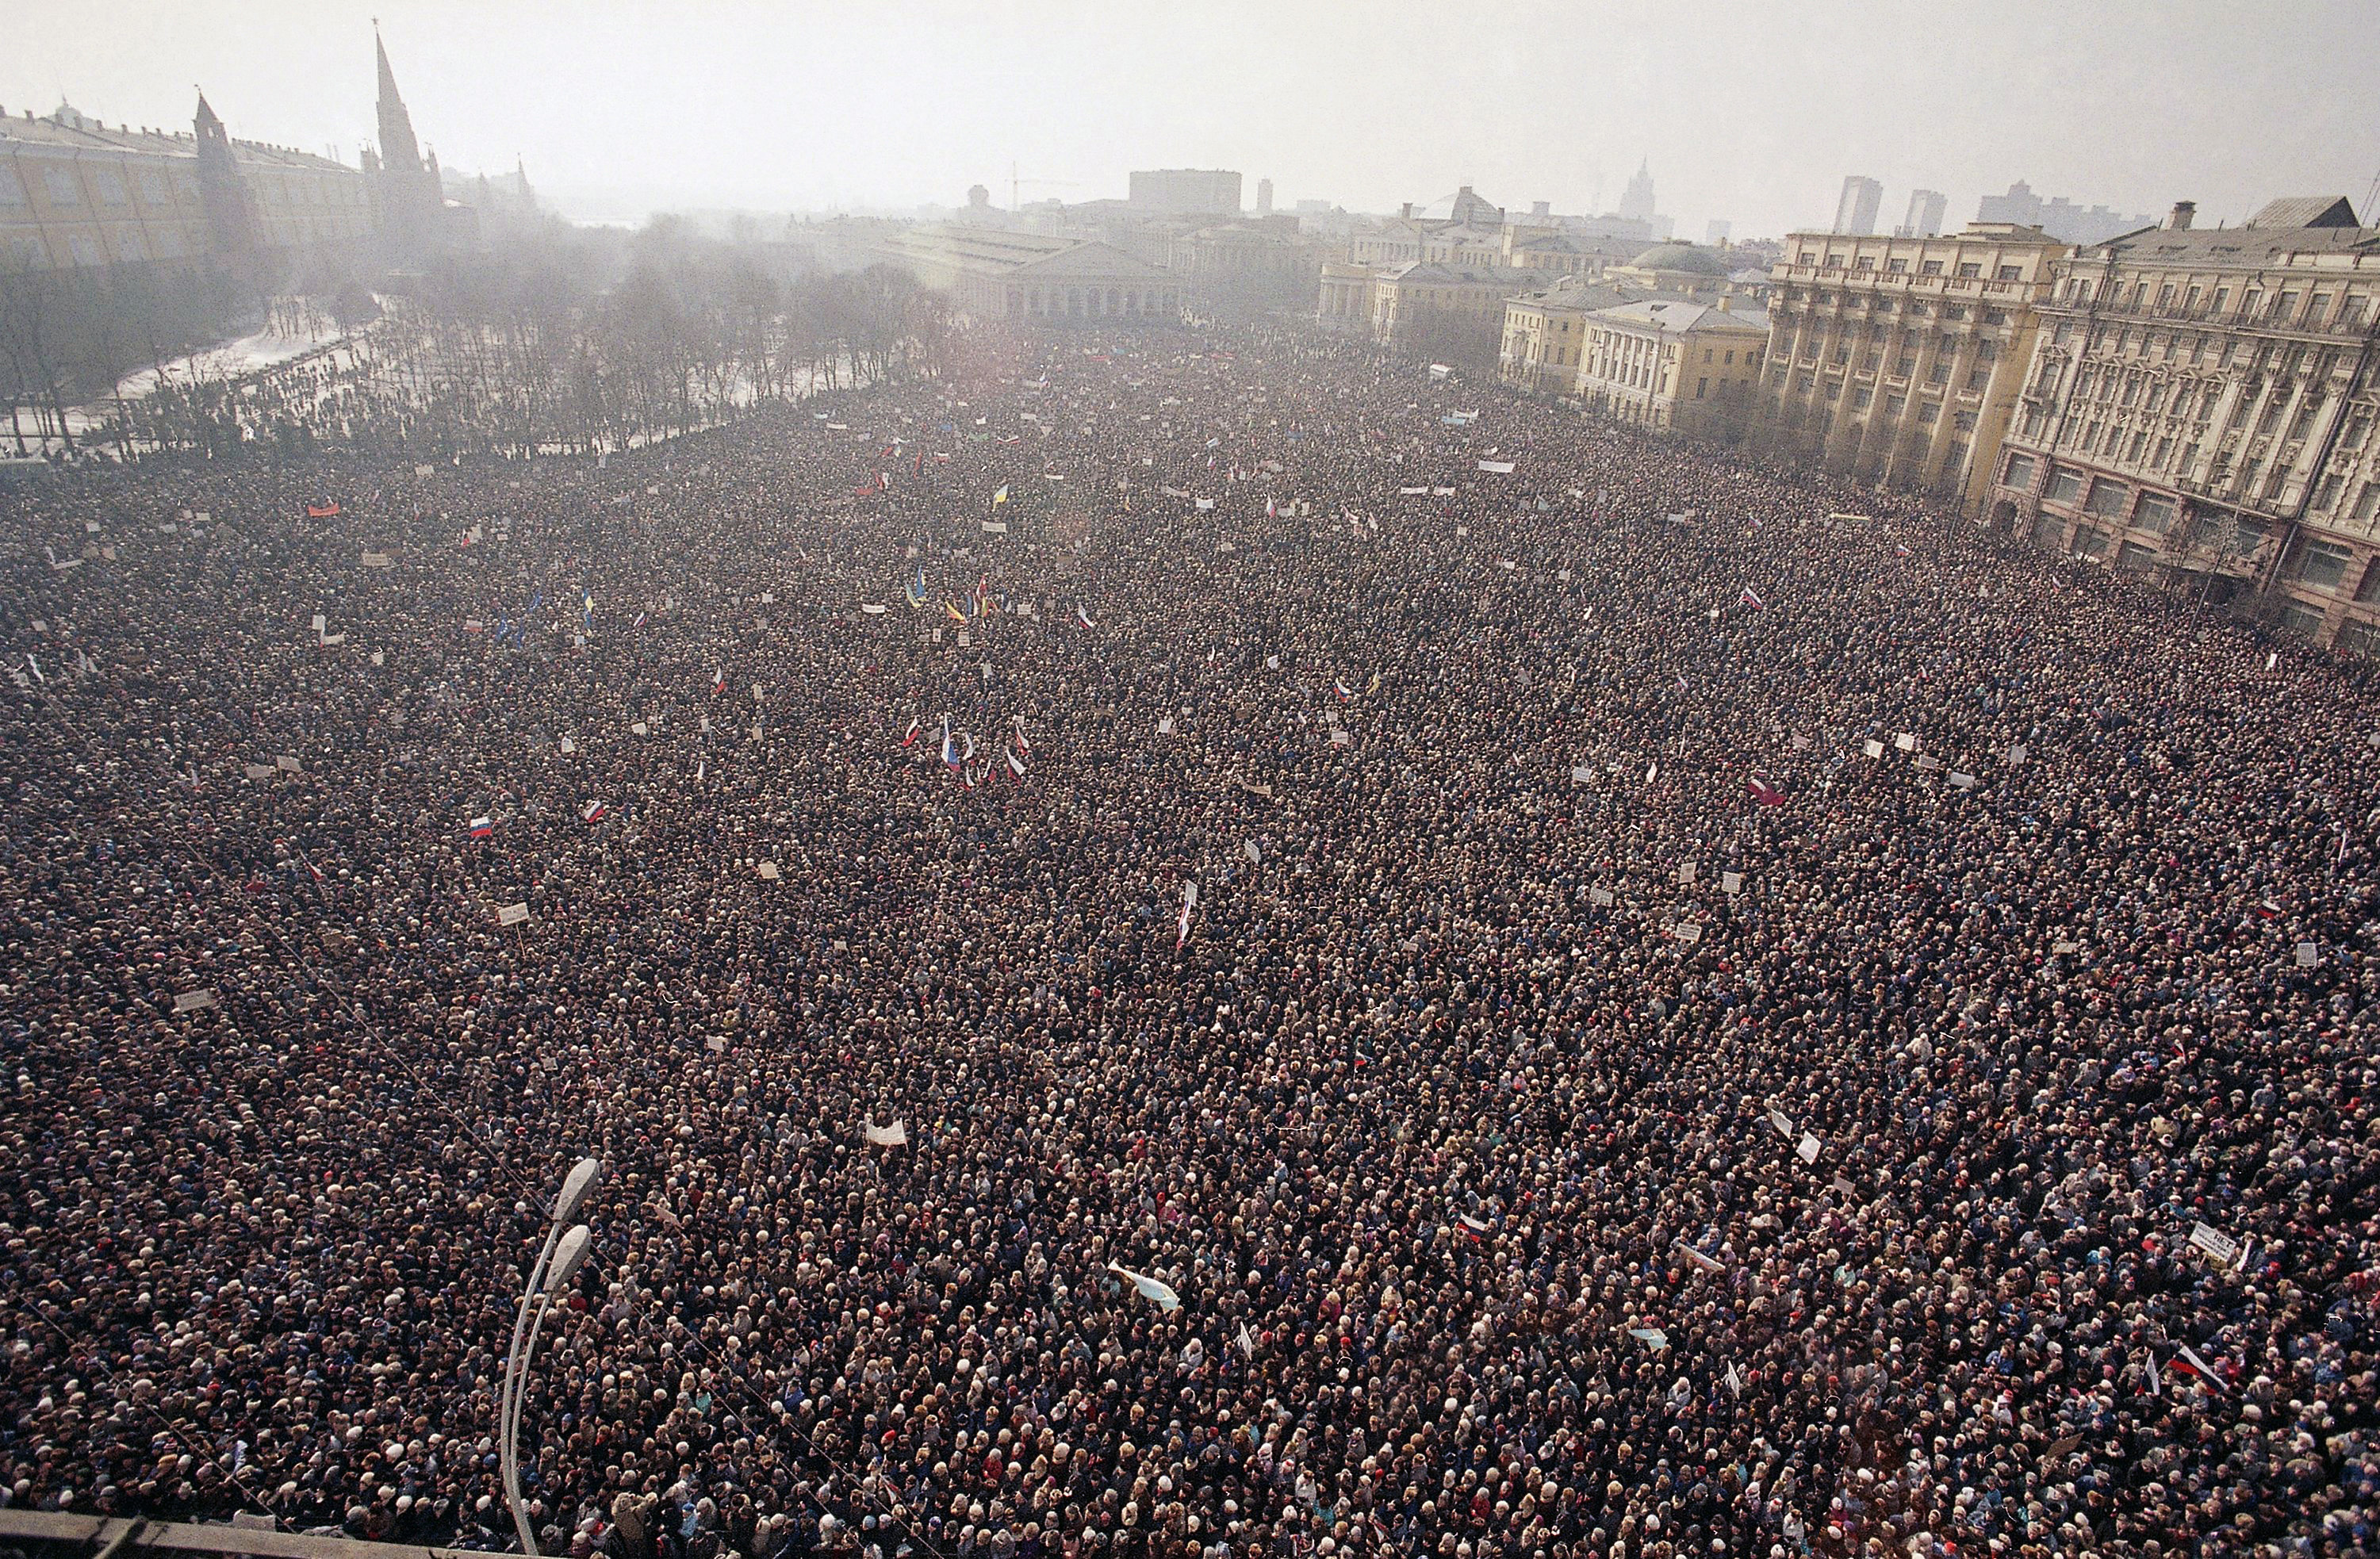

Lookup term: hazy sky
[8,0,2375,239]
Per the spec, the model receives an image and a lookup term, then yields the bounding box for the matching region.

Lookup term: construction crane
[1011,162,1080,211]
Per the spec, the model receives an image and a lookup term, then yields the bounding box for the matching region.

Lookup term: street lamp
[500,1157,601,1555]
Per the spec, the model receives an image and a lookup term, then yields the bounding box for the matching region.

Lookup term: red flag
[306,502,341,519]
[1746,774,1784,807]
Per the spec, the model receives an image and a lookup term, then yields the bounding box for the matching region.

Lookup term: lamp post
[500,1156,601,1556]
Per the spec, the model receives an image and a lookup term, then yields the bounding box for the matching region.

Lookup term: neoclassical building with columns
[1753,221,2068,511]
[872,224,1181,324]
[1986,197,2380,649]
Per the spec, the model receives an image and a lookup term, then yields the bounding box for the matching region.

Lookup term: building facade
[0,97,369,275]
[1756,222,2067,509]
[1576,297,1769,439]
[1986,197,2380,649]
[873,224,1180,323]
[1499,277,1654,393]
[1165,221,1319,316]
[1126,170,1241,218]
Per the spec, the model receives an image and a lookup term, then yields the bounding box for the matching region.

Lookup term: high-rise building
[1832,176,1883,236]
[1255,178,1273,216]
[1986,196,2380,650]
[1974,181,2152,247]
[1705,219,1732,247]
[1753,222,2069,510]
[1125,169,1241,217]
[1617,160,1657,224]
[1898,190,1946,239]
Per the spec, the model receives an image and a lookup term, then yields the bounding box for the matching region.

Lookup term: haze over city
[5,0,2375,235]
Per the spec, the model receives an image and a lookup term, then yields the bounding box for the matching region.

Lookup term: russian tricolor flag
[468,816,494,839]
[581,800,608,824]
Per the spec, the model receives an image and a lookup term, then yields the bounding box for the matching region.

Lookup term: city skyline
[3,0,2373,239]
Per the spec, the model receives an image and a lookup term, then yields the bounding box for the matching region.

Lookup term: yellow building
[0,97,369,274]
[1577,297,1770,439]
[1499,276,1654,394]
[1986,197,2380,650]
[1756,221,2067,509]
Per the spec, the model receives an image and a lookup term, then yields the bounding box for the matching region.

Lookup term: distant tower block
[1833,174,1882,236]
[1255,178,1274,216]
[1901,188,1946,239]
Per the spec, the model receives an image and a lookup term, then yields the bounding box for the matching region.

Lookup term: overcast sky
[8,0,2375,239]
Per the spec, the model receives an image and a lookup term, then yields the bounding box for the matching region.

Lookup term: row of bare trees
[5,216,957,462]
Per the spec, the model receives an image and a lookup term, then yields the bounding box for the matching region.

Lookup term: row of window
[2060,272,2373,334]
[2056,321,2351,379]
[1791,250,2029,282]
[1776,289,2011,326]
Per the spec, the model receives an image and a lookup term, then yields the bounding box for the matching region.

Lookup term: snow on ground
[62,320,351,435]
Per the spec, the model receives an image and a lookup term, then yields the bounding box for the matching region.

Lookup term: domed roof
[1628,242,1730,276]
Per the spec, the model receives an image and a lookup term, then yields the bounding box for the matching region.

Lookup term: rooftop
[1591,297,1770,333]
[0,102,352,173]
[2075,201,2377,269]
[1624,242,1732,277]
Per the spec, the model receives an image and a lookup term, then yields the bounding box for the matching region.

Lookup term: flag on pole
[1334,680,1353,702]
[1006,749,1027,780]
[1177,881,1198,948]
[581,800,608,823]
[711,668,726,696]
[1076,605,1097,630]
[468,816,495,840]
[902,717,922,749]
[992,485,1010,506]
[1738,585,1765,609]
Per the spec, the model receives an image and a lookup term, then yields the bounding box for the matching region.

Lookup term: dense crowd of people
[2,320,2375,1559]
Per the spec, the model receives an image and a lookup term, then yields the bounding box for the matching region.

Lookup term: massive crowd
[2,321,2375,1559]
